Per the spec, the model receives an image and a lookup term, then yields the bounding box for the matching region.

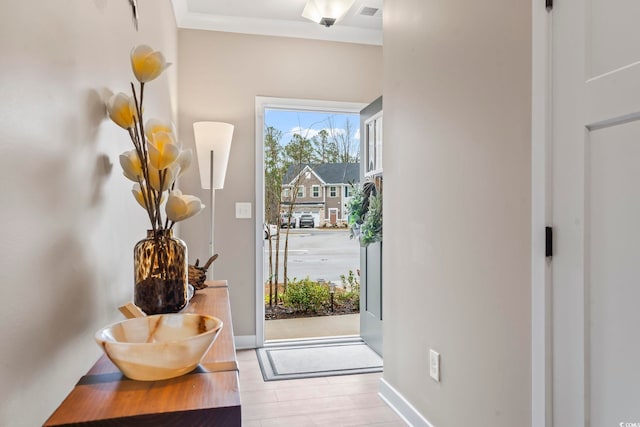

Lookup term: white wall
[177,30,382,336]
[0,1,177,425]
[382,1,532,426]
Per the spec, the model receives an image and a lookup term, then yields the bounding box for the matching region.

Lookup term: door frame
[531,1,553,426]
[254,96,367,347]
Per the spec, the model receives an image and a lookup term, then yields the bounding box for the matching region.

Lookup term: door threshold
[264,335,362,348]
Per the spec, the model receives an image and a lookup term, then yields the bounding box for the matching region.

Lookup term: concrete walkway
[265,314,359,341]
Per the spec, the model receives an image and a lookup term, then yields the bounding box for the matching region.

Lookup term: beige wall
[0,1,177,425]
[382,0,532,426]
[177,30,382,336]
[0,1,532,424]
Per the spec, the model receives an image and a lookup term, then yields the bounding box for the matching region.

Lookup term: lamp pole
[209,150,215,280]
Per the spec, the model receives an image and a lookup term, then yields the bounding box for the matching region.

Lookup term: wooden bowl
[95,313,223,381]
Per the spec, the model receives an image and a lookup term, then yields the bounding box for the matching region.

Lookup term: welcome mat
[256,340,383,381]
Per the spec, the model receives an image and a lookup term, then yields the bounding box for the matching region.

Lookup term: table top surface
[44,281,240,426]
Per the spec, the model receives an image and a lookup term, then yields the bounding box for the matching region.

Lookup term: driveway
[264,228,360,283]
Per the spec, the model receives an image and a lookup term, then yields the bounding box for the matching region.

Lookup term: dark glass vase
[133,229,188,315]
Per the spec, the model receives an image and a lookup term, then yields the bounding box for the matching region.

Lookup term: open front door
[551,0,640,424]
[360,97,383,355]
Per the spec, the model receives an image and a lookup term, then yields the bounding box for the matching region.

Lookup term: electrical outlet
[429,349,440,382]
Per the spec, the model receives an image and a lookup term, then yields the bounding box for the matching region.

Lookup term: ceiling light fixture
[302,0,356,27]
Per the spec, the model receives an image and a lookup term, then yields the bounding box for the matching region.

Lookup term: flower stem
[130,81,161,232]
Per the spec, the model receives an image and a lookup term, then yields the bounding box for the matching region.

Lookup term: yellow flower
[119,150,143,182]
[166,190,204,222]
[148,163,178,192]
[145,119,173,141]
[147,131,180,170]
[132,183,165,209]
[131,45,169,83]
[131,183,148,209]
[107,93,137,129]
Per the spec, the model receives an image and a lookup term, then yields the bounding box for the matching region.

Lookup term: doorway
[255,97,367,346]
[329,208,338,225]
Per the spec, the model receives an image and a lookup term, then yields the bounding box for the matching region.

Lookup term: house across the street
[282,163,359,227]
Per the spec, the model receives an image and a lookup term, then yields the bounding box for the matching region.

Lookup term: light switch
[429,349,440,382]
[235,202,252,219]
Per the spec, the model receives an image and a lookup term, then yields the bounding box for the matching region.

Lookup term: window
[329,186,337,197]
[283,187,291,198]
[312,185,320,198]
[297,185,305,198]
[344,186,353,197]
[364,111,383,176]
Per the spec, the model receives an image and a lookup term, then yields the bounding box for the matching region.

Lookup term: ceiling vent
[358,6,379,16]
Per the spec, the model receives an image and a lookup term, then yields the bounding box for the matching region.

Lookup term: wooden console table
[45,281,241,426]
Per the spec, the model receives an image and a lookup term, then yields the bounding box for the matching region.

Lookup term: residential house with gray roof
[282,163,359,226]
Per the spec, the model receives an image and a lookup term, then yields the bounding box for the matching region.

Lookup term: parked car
[299,214,315,228]
[264,224,277,239]
[280,213,296,228]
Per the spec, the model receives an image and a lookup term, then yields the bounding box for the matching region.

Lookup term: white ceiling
[171,0,383,45]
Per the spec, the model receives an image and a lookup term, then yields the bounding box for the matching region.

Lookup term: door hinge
[545,226,553,258]
[546,0,553,11]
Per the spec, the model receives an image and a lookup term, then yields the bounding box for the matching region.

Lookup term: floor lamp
[193,121,234,280]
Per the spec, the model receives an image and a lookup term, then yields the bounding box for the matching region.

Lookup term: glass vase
[134,229,188,315]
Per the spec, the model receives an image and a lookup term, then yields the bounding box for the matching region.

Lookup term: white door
[552,0,640,425]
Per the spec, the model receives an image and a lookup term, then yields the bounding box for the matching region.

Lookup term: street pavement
[263,228,360,283]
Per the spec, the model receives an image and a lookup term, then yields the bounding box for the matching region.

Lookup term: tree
[327,116,359,163]
[312,129,338,164]
[280,160,306,291]
[264,128,316,303]
[264,126,284,306]
[284,133,314,164]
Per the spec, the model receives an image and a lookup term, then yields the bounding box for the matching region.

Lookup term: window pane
[345,186,353,197]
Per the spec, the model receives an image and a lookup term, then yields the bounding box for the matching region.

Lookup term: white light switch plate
[235,202,252,219]
[430,349,440,382]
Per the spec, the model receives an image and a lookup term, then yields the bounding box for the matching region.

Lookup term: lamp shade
[302,0,356,26]
[193,121,234,190]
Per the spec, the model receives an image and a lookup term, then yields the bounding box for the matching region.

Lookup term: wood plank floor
[238,349,406,426]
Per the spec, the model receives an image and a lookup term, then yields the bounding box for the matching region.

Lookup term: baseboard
[234,335,257,349]
[378,378,435,427]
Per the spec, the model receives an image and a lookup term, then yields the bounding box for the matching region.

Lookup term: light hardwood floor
[238,349,406,426]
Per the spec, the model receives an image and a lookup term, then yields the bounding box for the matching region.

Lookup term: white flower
[176,149,193,176]
[107,93,137,129]
[131,45,170,83]
[147,131,180,170]
[132,183,165,210]
[166,190,204,222]
[145,119,173,141]
[119,150,143,182]
[131,183,148,210]
[148,163,178,192]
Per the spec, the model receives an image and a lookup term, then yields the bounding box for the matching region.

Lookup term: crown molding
[171,0,382,46]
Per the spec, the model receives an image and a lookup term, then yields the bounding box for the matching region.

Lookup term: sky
[265,108,360,149]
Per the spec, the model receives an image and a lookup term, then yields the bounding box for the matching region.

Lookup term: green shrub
[282,277,329,313]
[337,270,360,311]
